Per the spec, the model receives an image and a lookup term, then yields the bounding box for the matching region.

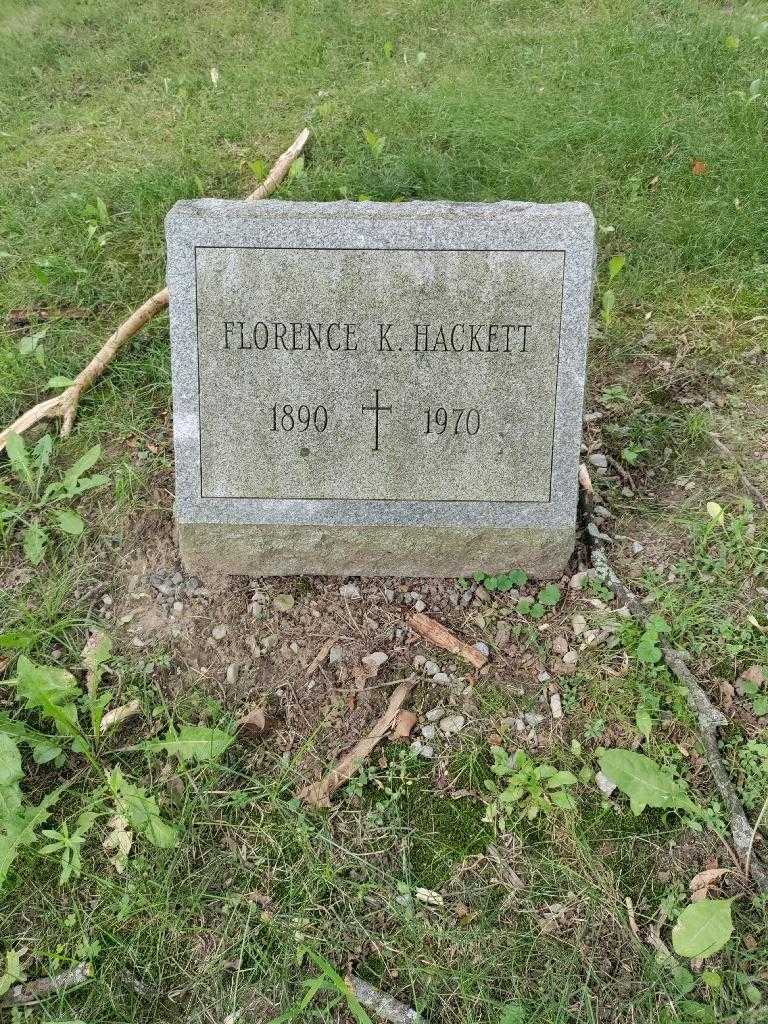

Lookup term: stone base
[178,522,574,579]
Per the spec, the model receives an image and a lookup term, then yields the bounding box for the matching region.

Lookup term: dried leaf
[691,160,708,176]
[392,710,417,739]
[99,700,141,734]
[689,867,729,901]
[237,707,267,739]
[103,815,133,873]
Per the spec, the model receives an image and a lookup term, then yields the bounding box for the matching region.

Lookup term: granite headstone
[166,199,595,577]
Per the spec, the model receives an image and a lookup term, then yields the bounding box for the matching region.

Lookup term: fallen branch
[298,679,415,807]
[1,961,92,1007]
[0,127,311,454]
[407,612,487,669]
[347,976,421,1024]
[710,433,768,511]
[580,467,768,891]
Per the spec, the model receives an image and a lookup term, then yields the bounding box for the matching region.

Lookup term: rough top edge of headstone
[165,197,596,231]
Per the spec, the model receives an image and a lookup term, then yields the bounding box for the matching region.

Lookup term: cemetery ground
[1,1,768,1021]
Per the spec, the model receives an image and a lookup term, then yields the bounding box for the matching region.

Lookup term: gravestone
[166,199,595,578]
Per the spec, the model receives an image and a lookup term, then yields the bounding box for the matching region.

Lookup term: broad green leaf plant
[0,431,108,565]
[483,747,577,832]
[0,641,234,889]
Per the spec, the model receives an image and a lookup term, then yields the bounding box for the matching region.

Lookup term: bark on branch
[0,128,311,454]
[580,464,768,891]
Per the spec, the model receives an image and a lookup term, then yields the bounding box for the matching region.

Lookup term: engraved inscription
[195,248,564,502]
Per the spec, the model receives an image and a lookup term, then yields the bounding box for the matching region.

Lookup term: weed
[483,748,577,832]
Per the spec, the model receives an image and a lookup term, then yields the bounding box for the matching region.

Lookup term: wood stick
[407,612,487,669]
[298,680,414,807]
[0,128,311,453]
[579,471,768,890]
[1,961,92,1007]
[710,433,768,510]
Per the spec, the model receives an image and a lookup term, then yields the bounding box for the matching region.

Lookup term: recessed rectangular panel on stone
[167,200,595,578]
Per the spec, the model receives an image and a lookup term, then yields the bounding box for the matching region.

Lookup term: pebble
[424,661,440,677]
[474,585,491,603]
[439,714,465,736]
[432,672,450,685]
[420,724,436,740]
[413,599,426,612]
[594,505,612,519]
[102,594,113,607]
[524,711,545,728]
[562,650,578,666]
[226,663,239,685]
[384,588,395,603]
[158,581,175,597]
[171,571,183,585]
[589,453,608,469]
[329,645,344,665]
[340,583,361,599]
[631,541,644,555]
[495,622,511,647]
[212,624,228,641]
[362,651,388,674]
[273,593,295,612]
[549,692,563,719]
[595,771,617,797]
[426,706,445,722]
[474,641,490,657]
[172,601,184,615]
[552,636,569,656]
[571,614,587,636]
[538,670,551,683]
[569,570,595,591]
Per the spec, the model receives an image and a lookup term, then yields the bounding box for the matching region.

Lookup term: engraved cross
[361,388,392,452]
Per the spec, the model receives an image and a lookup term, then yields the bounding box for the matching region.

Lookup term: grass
[1,0,768,1021]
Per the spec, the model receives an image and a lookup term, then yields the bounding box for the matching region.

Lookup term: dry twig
[407,612,487,669]
[580,469,768,891]
[347,976,421,1024]
[1,961,92,1007]
[298,680,414,807]
[0,128,311,454]
[710,433,768,511]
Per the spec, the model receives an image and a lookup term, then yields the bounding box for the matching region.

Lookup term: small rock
[439,714,465,736]
[571,614,587,636]
[424,661,440,677]
[329,645,344,665]
[158,581,174,597]
[412,599,425,612]
[226,663,239,686]
[631,541,645,555]
[524,711,545,728]
[413,655,426,669]
[419,745,434,759]
[340,583,361,600]
[594,505,612,519]
[426,706,445,722]
[432,671,450,685]
[273,593,295,613]
[569,569,595,591]
[474,585,491,602]
[171,571,183,585]
[552,636,569,656]
[589,452,608,469]
[384,588,395,603]
[420,724,436,740]
[595,771,617,797]
[102,594,113,607]
[562,650,578,666]
[537,670,551,683]
[474,641,490,657]
[495,621,511,647]
[361,651,388,676]
[549,692,563,719]
[212,624,228,641]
